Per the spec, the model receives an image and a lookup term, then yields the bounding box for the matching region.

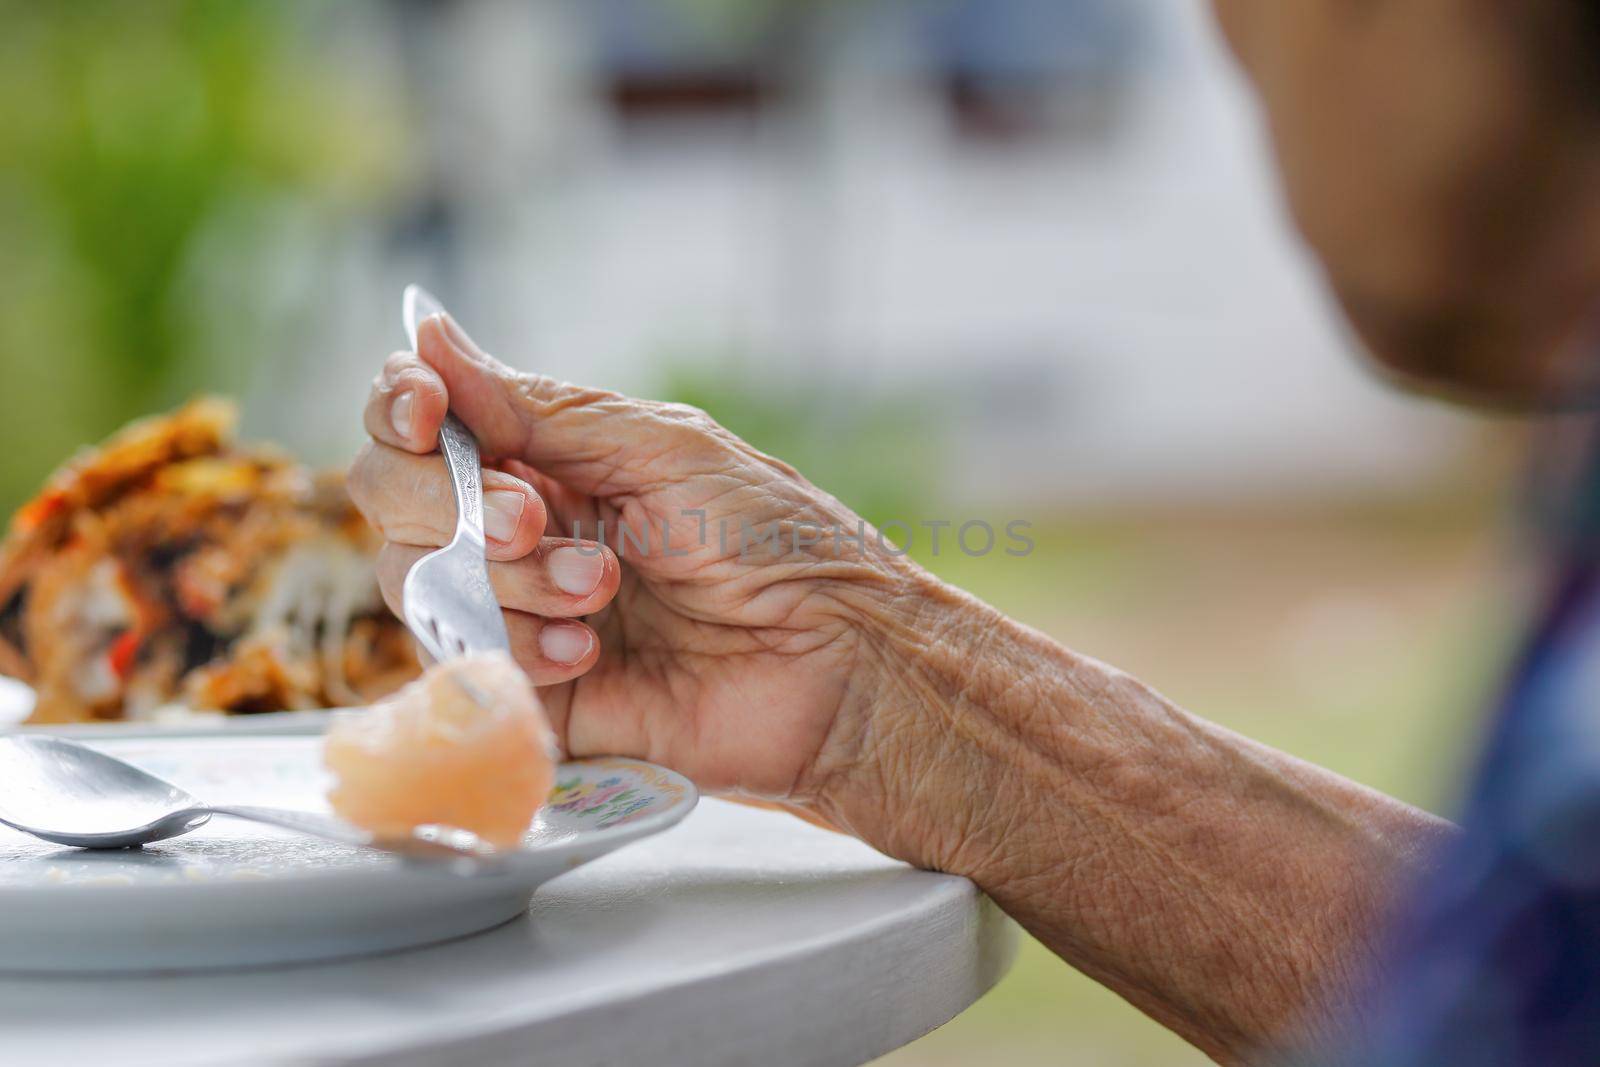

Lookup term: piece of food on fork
[324,651,557,849]
[0,398,419,723]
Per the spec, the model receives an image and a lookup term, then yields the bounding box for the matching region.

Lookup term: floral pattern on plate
[547,758,691,828]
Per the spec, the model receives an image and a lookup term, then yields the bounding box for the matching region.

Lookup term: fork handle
[438,414,486,549]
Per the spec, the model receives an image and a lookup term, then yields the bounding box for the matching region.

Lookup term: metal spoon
[0,735,501,869]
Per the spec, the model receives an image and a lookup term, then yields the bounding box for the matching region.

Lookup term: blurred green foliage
[660,357,945,528]
[0,0,403,512]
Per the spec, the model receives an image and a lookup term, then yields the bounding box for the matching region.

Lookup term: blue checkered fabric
[1318,432,1600,1067]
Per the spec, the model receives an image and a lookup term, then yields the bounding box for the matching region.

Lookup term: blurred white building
[270,0,1476,508]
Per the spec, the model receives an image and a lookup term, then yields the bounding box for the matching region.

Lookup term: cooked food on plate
[0,398,419,723]
[323,651,557,848]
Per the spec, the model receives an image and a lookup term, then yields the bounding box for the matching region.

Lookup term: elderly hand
[349,312,931,811]
[350,313,1458,1063]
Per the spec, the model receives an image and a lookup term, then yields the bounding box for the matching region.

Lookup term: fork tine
[406,605,445,665]
[441,622,467,658]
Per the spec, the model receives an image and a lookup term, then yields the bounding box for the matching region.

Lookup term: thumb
[415,313,718,498]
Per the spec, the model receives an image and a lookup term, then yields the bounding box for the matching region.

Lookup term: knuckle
[369,353,417,402]
[513,372,623,415]
[504,559,547,604]
[382,350,414,376]
[507,374,554,420]
[385,519,449,547]
[406,370,448,402]
[651,401,727,443]
[346,447,455,545]
[649,401,737,461]
[653,400,710,426]
[346,443,379,503]
[375,544,405,584]
[393,360,443,390]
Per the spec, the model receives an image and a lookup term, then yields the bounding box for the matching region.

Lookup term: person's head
[1211,0,1600,408]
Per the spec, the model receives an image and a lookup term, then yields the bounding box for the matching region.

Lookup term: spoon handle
[202,805,367,845]
[200,805,502,870]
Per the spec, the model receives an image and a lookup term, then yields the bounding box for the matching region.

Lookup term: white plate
[0,736,697,974]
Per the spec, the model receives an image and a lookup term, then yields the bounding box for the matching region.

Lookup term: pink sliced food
[324,651,556,848]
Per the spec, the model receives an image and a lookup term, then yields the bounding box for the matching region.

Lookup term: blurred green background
[0,2,1532,1062]
[0,1,407,506]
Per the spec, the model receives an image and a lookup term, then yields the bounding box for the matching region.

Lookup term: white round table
[0,796,1016,1067]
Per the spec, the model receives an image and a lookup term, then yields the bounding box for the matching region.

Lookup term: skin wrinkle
[819,582,1044,869]
[503,376,645,488]
[810,587,1453,1061]
[800,595,923,810]
[578,439,641,500]
[572,514,860,793]
[1142,721,1394,952]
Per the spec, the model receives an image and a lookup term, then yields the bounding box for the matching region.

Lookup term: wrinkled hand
[349,313,924,804]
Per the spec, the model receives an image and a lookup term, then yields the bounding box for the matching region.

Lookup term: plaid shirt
[1340,473,1600,1063]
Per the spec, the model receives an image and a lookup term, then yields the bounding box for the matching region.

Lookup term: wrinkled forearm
[810,573,1456,1064]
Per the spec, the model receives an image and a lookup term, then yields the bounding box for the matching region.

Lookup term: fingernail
[548,546,605,597]
[539,623,592,665]
[439,312,483,359]
[390,392,414,441]
[482,489,525,543]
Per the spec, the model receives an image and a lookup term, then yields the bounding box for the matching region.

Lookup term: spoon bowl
[0,736,209,847]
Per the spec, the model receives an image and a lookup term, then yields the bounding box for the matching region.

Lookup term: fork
[398,285,512,667]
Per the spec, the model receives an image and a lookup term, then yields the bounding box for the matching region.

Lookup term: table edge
[256,876,1018,1067]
